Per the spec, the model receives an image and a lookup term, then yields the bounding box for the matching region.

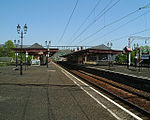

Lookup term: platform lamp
[45,40,51,68]
[17,24,27,75]
[14,40,20,68]
[107,42,113,68]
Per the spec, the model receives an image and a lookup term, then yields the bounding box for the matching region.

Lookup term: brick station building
[62,44,122,65]
[12,43,58,65]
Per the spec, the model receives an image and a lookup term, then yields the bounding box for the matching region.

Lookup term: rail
[57,61,150,118]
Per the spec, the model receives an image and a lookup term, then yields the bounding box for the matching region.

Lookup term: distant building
[62,44,122,65]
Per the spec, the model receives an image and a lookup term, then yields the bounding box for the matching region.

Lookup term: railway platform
[0,62,144,120]
[82,64,150,84]
[91,64,150,79]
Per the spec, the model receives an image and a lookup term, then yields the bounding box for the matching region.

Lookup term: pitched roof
[89,44,111,50]
[29,43,44,49]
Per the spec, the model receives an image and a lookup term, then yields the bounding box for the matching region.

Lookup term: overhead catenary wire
[84,9,150,45]
[84,29,150,48]
[57,0,79,45]
[77,9,141,45]
[67,0,102,45]
[69,0,120,45]
[76,3,150,45]
[107,29,150,43]
[68,0,113,45]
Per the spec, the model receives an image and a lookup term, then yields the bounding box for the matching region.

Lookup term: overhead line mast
[127,4,150,66]
[128,36,150,66]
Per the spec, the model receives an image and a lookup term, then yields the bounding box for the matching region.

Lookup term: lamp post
[107,42,113,68]
[45,41,51,68]
[17,24,27,75]
[14,40,20,68]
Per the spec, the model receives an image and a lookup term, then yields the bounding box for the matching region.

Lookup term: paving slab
[0,63,142,120]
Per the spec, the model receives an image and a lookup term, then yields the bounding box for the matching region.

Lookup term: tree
[115,54,127,63]
[0,44,5,57]
[140,45,150,54]
[0,40,15,58]
[131,50,135,64]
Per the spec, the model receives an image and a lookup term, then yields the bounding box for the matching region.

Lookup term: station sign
[141,54,149,60]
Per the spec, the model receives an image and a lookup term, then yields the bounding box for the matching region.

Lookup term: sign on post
[141,54,149,60]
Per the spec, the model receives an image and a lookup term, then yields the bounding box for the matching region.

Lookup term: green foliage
[115,54,127,63]
[0,45,5,57]
[18,54,32,63]
[0,40,34,66]
[140,45,150,54]
[116,45,150,64]
[131,51,135,64]
[0,40,15,59]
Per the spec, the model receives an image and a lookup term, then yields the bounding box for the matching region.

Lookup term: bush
[115,54,127,63]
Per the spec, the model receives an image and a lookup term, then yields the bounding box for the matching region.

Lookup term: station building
[62,44,122,65]
[12,43,58,65]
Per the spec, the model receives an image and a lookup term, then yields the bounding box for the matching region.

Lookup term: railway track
[58,62,150,119]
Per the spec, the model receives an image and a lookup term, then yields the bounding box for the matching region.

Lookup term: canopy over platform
[12,43,59,56]
[62,44,122,64]
[12,43,59,65]
[63,44,122,57]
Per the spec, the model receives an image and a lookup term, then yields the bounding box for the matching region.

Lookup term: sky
[0,0,150,50]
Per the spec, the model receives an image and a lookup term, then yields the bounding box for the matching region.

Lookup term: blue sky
[0,0,150,50]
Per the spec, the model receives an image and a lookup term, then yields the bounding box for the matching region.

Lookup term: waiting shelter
[62,44,122,65]
[12,43,58,65]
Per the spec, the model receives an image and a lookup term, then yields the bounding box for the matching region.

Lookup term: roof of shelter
[89,44,111,50]
[11,43,59,55]
[13,43,43,49]
[62,44,122,57]
[29,43,44,49]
